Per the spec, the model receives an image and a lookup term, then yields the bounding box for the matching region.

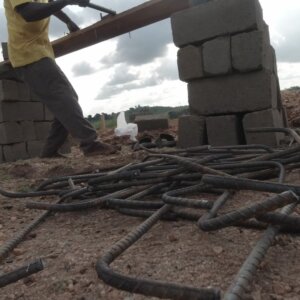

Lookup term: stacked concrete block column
[177,115,206,148]
[243,109,285,146]
[206,115,244,146]
[172,0,285,147]
[0,78,68,163]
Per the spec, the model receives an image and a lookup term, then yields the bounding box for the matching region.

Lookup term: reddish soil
[0,92,300,300]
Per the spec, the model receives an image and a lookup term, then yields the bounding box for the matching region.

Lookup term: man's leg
[40,118,69,157]
[15,58,117,156]
[15,57,97,141]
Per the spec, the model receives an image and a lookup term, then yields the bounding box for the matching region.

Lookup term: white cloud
[71,61,98,76]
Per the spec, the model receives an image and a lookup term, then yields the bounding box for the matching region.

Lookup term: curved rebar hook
[96,205,220,300]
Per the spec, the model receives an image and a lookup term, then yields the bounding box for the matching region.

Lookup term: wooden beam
[0,0,190,74]
[53,0,190,57]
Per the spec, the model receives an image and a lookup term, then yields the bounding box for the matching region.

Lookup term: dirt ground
[1,91,300,300]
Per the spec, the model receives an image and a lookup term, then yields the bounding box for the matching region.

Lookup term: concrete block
[0,80,19,101]
[177,45,204,82]
[178,115,206,148]
[27,140,44,158]
[171,0,263,47]
[243,109,285,146]
[203,37,231,76]
[0,80,31,102]
[206,115,244,146]
[19,102,44,121]
[34,121,52,140]
[21,121,36,141]
[17,82,31,101]
[232,30,273,72]
[0,102,21,122]
[0,122,23,144]
[188,70,278,115]
[3,142,29,162]
[44,105,54,121]
[134,115,169,132]
[0,102,44,121]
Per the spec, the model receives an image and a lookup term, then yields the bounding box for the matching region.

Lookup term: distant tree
[287,86,300,91]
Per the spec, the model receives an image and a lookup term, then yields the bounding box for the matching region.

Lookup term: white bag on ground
[114,111,138,141]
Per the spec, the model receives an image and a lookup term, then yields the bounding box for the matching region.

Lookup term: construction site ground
[1,90,300,300]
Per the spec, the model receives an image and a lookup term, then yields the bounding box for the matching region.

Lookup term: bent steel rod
[198,191,298,231]
[0,259,44,288]
[0,209,51,263]
[0,181,77,262]
[26,186,149,211]
[202,175,300,194]
[162,184,215,208]
[224,191,299,300]
[96,204,220,300]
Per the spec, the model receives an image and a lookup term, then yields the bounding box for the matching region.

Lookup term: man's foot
[40,152,68,159]
[83,141,119,157]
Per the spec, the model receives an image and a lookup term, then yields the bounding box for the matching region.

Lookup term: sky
[1,0,300,116]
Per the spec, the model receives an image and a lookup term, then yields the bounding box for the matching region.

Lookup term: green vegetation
[86,105,189,129]
[286,86,300,92]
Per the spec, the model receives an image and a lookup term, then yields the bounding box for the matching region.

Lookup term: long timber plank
[52,0,190,57]
[0,0,190,74]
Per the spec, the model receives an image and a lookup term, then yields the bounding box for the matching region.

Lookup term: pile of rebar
[1,143,300,300]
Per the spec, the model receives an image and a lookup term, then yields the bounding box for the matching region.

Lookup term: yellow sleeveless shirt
[4,0,55,67]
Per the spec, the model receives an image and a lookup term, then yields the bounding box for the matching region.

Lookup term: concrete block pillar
[178,115,206,148]
[171,0,285,147]
[0,78,69,163]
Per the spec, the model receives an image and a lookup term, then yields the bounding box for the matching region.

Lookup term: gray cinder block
[0,80,19,101]
[177,45,204,82]
[21,121,36,141]
[0,102,21,122]
[188,70,278,115]
[19,102,44,121]
[243,109,285,146]
[231,30,273,72]
[134,115,169,132]
[0,80,31,102]
[3,143,29,162]
[178,115,206,148]
[171,0,263,47]
[206,115,244,146]
[0,122,23,144]
[0,102,44,121]
[203,36,231,76]
[17,82,31,101]
[27,140,44,157]
[34,122,52,140]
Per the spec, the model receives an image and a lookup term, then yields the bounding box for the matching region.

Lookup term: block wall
[172,0,285,147]
[0,79,69,163]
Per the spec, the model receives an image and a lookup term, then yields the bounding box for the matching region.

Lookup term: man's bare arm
[15,0,88,23]
[53,8,80,32]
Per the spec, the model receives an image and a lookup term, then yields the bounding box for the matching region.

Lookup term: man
[4,0,118,157]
